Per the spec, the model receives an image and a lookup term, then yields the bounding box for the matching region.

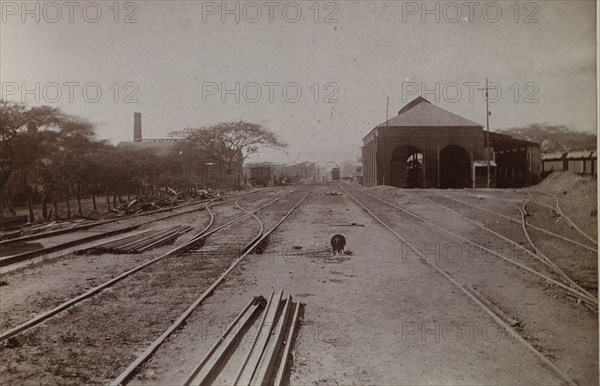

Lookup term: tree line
[0,100,287,222]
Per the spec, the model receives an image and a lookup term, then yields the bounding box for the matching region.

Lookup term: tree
[500,124,597,153]
[171,121,287,188]
[0,101,69,219]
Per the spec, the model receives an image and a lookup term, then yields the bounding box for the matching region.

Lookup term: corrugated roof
[542,152,564,160]
[566,150,594,159]
[376,97,482,128]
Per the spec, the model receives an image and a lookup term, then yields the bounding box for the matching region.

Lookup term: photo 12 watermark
[1,1,140,23]
[400,320,538,344]
[1,82,140,104]
[402,81,540,104]
[200,1,339,24]
[398,240,531,265]
[201,82,339,104]
[399,1,540,24]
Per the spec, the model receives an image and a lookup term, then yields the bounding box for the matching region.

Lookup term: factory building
[361,97,540,189]
[118,113,243,188]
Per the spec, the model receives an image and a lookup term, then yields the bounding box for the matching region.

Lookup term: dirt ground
[0,179,597,385]
[130,183,596,385]
[0,186,300,384]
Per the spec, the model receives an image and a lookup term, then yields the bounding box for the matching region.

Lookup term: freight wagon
[248,165,273,186]
[542,150,597,177]
[331,167,340,181]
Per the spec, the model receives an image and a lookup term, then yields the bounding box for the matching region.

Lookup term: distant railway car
[249,165,273,186]
[331,167,340,181]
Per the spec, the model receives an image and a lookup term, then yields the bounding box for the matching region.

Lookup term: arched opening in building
[406,147,424,188]
[440,145,471,188]
[390,145,423,188]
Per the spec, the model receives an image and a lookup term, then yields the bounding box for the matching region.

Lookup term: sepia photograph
[0,1,598,384]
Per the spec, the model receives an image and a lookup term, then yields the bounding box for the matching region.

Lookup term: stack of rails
[184,290,303,386]
[83,225,193,254]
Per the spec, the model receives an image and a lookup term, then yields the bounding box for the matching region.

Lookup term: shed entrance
[390,145,423,188]
[440,145,470,188]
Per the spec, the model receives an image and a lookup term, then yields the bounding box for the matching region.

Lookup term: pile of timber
[118,195,185,214]
[192,189,214,199]
[85,225,192,254]
[184,290,303,386]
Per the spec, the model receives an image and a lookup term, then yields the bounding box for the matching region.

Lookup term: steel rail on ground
[522,192,597,245]
[1,190,291,271]
[549,193,597,245]
[348,185,597,308]
[516,196,596,302]
[338,183,578,386]
[0,185,309,342]
[427,193,597,253]
[0,197,210,246]
[0,190,270,247]
[110,184,316,386]
[0,188,270,246]
[422,195,597,305]
[0,204,209,268]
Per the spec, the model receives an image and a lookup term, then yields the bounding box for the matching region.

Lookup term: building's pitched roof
[376,97,482,128]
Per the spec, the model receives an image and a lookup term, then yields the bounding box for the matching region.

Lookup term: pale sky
[1,0,596,164]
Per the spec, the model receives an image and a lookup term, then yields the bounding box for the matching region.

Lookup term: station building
[361,97,541,189]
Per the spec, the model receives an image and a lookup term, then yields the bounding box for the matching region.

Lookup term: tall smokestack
[134,112,142,142]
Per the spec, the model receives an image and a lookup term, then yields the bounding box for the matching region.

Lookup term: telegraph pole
[485,78,490,189]
[478,78,497,188]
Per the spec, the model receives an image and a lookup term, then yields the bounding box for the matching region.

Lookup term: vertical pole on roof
[374,132,377,186]
[422,149,426,188]
[437,145,440,188]
[528,147,533,186]
[471,145,475,189]
[386,97,389,127]
[485,77,491,189]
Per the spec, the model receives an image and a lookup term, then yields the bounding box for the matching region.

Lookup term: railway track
[340,185,577,385]
[528,191,597,245]
[360,187,597,307]
[0,196,210,245]
[0,188,275,270]
[0,184,315,385]
[425,191,598,292]
[425,193,597,253]
[0,185,308,341]
[111,184,315,385]
[422,195,598,299]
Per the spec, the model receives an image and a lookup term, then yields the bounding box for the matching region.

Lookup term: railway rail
[421,195,597,304]
[339,183,579,385]
[425,190,598,293]
[181,290,302,386]
[0,194,225,245]
[0,185,312,343]
[425,193,597,253]
[110,184,315,385]
[353,186,597,307]
[0,184,315,386]
[0,188,274,270]
[529,192,597,245]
